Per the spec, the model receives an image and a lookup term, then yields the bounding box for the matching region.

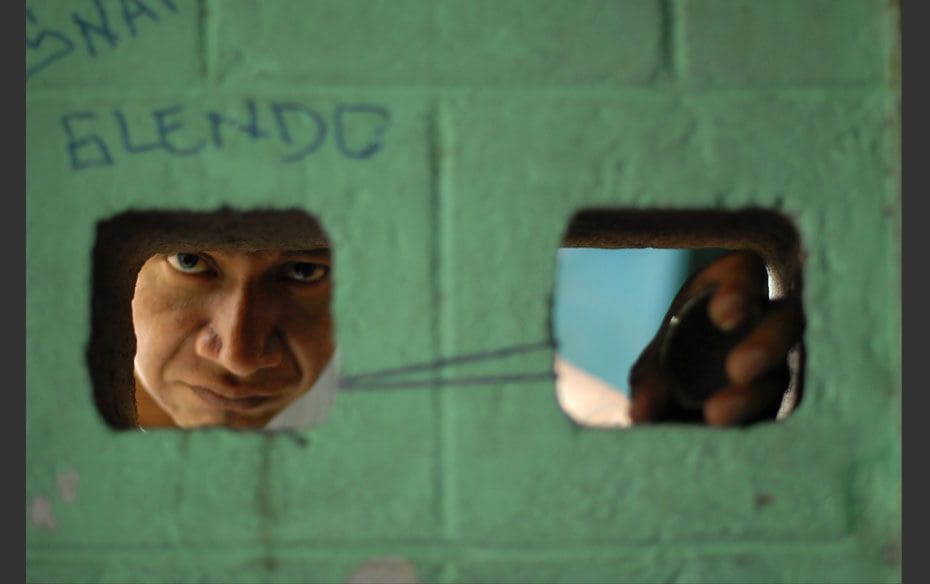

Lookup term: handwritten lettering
[271,103,328,163]
[71,0,119,57]
[114,109,160,154]
[61,100,392,171]
[113,106,206,156]
[26,9,76,79]
[208,100,268,147]
[61,112,114,171]
[26,0,180,80]
[154,106,207,156]
[120,0,160,37]
[334,104,391,160]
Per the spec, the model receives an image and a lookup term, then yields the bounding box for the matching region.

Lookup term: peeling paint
[347,557,419,584]
[56,470,80,503]
[29,496,56,531]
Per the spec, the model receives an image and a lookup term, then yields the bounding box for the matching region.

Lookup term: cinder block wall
[26,1,901,582]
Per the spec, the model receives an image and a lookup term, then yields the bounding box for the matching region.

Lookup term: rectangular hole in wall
[554,209,805,428]
[87,208,338,432]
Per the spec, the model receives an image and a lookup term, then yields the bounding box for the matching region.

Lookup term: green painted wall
[27,1,901,582]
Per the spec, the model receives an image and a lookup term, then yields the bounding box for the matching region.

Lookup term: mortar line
[172,432,191,543]
[25,84,888,102]
[668,0,687,85]
[27,536,866,558]
[197,0,211,84]
[426,98,447,541]
[434,98,458,541]
[256,433,276,570]
[658,0,675,83]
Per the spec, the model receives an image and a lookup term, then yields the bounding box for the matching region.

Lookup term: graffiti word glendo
[60,100,391,171]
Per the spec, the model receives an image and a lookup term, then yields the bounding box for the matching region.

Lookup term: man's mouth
[188,385,280,412]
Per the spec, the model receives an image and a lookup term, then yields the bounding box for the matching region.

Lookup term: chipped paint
[56,470,79,503]
[347,557,419,584]
[29,497,56,531]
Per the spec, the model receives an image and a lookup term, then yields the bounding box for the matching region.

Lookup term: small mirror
[88,209,338,431]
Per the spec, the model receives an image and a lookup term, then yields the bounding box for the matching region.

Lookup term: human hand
[628,251,805,426]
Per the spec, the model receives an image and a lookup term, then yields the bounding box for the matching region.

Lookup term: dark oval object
[658,288,759,410]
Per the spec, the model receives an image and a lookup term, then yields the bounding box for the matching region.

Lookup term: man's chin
[172,405,280,430]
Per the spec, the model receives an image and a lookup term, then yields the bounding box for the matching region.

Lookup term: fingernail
[712,291,745,331]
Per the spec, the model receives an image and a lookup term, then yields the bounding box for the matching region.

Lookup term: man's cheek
[289,323,335,365]
[285,301,333,336]
[135,271,206,315]
[136,298,206,346]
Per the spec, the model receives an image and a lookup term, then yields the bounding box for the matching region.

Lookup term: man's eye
[283,262,329,284]
[166,253,210,274]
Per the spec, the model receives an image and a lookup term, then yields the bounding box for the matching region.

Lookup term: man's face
[131,248,335,429]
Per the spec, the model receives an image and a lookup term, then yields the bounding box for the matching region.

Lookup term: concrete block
[430,1,664,85]
[680,0,895,86]
[693,93,896,196]
[213,1,663,85]
[447,389,854,541]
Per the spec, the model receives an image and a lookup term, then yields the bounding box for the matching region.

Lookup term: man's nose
[195,285,284,377]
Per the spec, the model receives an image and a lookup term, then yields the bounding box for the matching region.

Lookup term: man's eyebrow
[280,249,331,258]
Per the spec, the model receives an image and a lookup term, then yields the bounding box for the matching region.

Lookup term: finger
[707,284,766,332]
[698,253,769,332]
[725,298,805,386]
[703,365,789,427]
[685,251,769,300]
[629,342,671,423]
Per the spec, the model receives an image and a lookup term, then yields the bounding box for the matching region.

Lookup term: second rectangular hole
[554,209,805,428]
